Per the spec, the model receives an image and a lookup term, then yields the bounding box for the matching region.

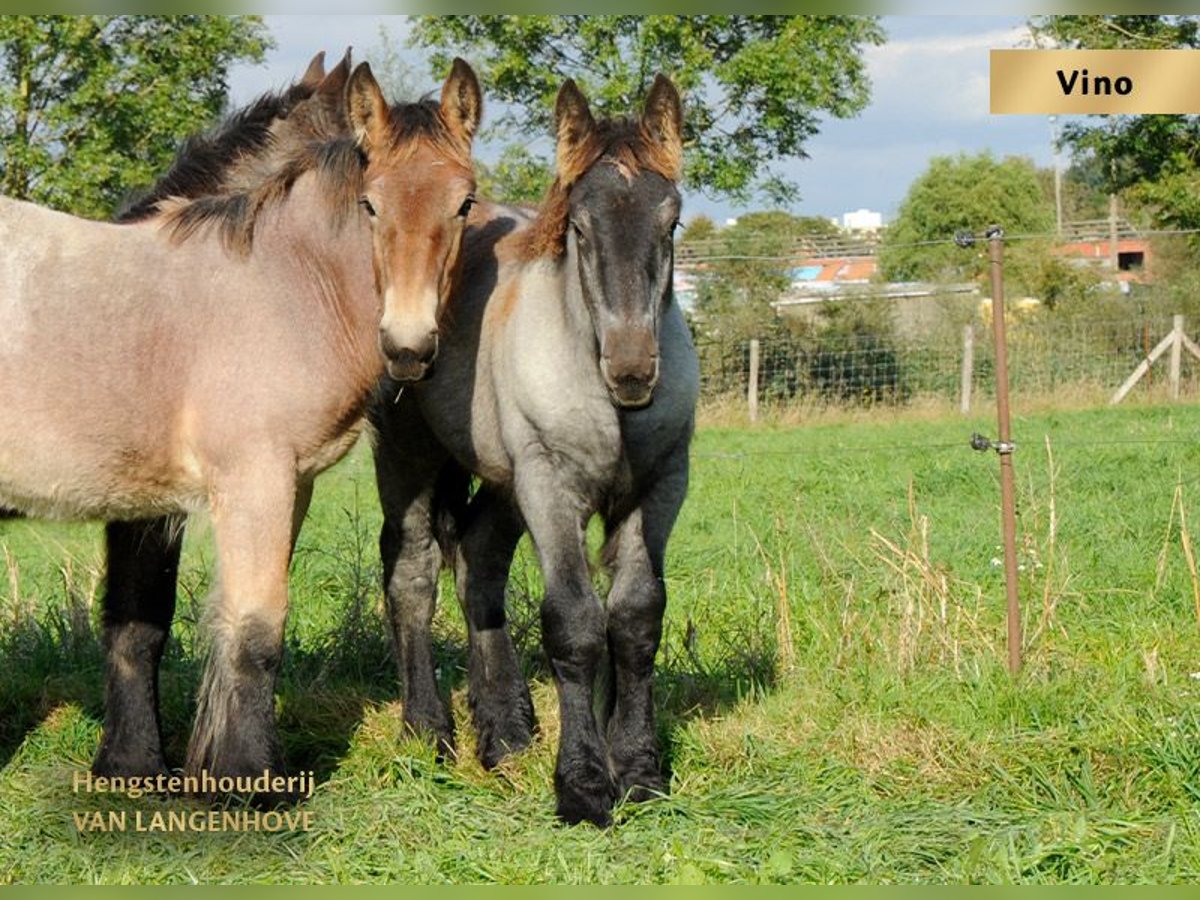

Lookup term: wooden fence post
[748,338,760,424]
[1171,314,1184,401]
[1113,314,1200,404]
[960,324,974,414]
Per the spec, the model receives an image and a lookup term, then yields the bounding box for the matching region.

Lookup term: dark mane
[521,116,683,261]
[156,97,467,256]
[117,79,318,225]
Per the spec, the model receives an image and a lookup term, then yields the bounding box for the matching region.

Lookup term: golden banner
[990,49,1200,114]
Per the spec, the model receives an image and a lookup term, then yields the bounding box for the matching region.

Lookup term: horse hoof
[477,726,534,770]
[474,700,536,769]
[554,758,616,827]
[403,711,455,762]
[617,776,666,804]
[555,791,615,828]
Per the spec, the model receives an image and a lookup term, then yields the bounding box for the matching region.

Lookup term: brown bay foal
[0,55,481,797]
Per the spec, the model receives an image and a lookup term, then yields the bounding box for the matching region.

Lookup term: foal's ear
[440,58,482,147]
[300,51,326,89]
[555,79,595,175]
[641,74,683,175]
[347,61,389,154]
[319,47,352,100]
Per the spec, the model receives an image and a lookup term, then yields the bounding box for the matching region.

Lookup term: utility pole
[1050,115,1063,238]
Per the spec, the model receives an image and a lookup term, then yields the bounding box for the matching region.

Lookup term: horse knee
[541,587,606,674]
[608,578,666,674]
[232,614,285,676]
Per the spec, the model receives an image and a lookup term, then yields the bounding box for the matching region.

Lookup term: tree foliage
[1029,15,1200,231]
[477,144,553,206]
[365,24,422,101]
[693,210,840,340]
[0,15,270,218]
[409,15,885,203]
[879,153,1055,283]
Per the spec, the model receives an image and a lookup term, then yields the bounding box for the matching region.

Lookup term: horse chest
[508,363,623,466]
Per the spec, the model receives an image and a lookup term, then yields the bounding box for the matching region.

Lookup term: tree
[1035,159,1110,222]
[477,144,553,205]
[679,212,717,244]
[879,153,1055,283]
[409,16,885,204]
[365,24,422,101]
[693,210,823,339]
[1029,15,1198,51]
[1028,16,1200,231]
[0,16,271,218]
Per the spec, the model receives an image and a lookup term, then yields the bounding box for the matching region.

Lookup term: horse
[369,74,699,826]
[93,49,355,786]
[0,53,482,798]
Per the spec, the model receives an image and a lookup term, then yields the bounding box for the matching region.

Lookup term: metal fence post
[987,227,1022,676]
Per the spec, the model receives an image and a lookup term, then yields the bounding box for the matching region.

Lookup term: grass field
[4,399,1200,883]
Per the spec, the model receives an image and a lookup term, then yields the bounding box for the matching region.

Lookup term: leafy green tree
[1029,15,1197,51]
[477,144,553,205]
[365,23,422,101]
[1029,16,1200,232]
[693,211,825,339]
[1035,159,1110,222]
[0,15,271,218]
[880,153,1055,283]
[734,210,840,240]
[409,15,885,204]
[679,213,717,245]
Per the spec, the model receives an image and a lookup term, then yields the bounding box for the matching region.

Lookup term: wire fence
[695,312,1200,409]
[686,223,1200,413]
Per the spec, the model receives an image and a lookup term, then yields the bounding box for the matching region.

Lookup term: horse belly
[0,401,197,521]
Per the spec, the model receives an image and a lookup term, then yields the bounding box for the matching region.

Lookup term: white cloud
[865,25,1032,124]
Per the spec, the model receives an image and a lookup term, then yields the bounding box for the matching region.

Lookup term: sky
[225,15,1059,227]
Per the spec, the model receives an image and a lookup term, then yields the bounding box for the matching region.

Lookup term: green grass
[4,400,1200,883]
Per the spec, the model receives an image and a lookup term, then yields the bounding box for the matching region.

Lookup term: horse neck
[260,175,380,375]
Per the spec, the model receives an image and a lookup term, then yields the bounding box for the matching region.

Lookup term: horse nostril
[379,328,439,365]
[379,329,402,361]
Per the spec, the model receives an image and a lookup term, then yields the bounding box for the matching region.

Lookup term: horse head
[555,75,683,409]
[348,58,481,382]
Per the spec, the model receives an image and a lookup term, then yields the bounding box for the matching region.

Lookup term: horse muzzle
[381,328,438,383]
[600,354,660,409]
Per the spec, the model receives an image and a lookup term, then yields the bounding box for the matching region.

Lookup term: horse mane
[520,116,683,261]
[116,79,319,225]
[150,90,467,256]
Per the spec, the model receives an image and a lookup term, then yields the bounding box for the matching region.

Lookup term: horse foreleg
[374,424,454,757]
[517,466,614,827]
[454,487,534,768]
[602,465,686,802]
[185,461,296,801]
[93,514,185,778]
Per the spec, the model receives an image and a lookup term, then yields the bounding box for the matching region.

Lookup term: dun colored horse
[370,75,699,826]
[0,54,481,795]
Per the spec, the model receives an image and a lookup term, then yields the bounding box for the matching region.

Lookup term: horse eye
[457,195,475,218]
[359,197,377,217]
